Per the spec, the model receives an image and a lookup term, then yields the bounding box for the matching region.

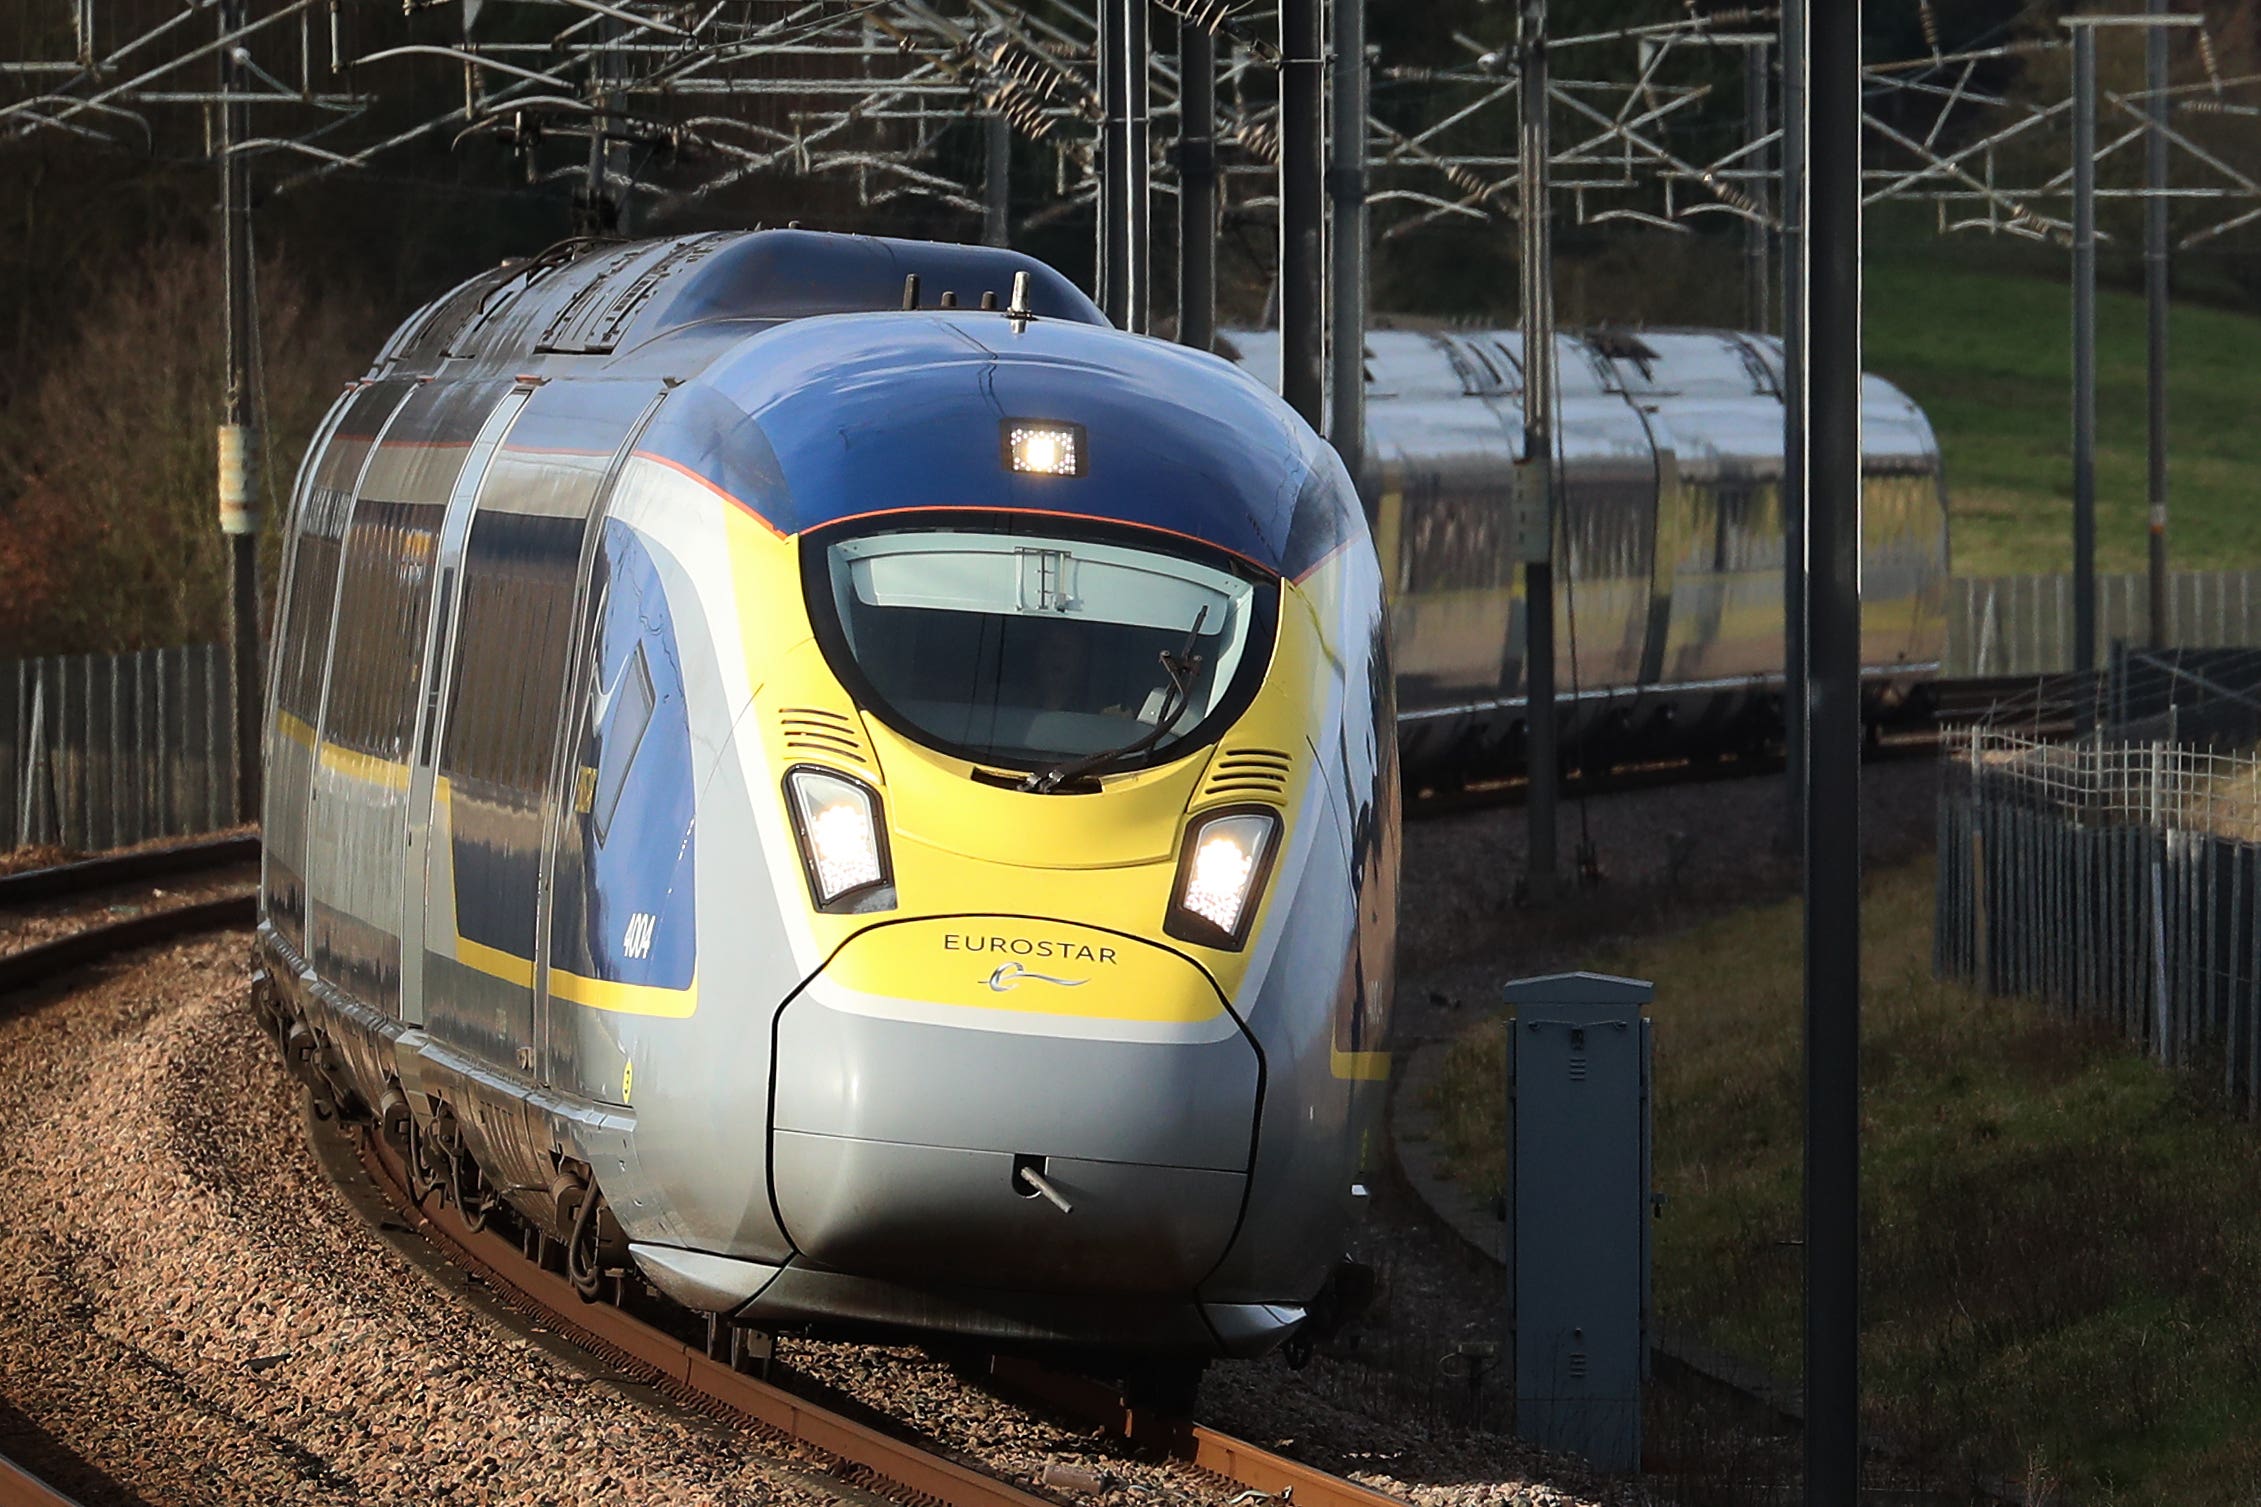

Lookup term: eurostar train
[1225,326,1949,783]
[253,230,1400,1372]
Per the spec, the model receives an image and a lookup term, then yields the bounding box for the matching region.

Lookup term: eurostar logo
[985,961,1088,993]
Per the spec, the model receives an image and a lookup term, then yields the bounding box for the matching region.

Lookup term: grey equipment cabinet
[1503,971,1654,1472]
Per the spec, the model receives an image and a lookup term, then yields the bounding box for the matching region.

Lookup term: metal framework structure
[7,3,2258,254]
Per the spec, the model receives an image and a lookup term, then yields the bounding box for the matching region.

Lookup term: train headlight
[784,767,895,912]
[1164,809,1279,950]
[1002,419,1087,477]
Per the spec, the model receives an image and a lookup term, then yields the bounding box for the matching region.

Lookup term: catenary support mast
[1519,0,1558,904]
[1800,0,1863,1498]
[219,0,260,822]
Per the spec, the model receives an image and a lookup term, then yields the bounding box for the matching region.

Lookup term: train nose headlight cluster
[1003,420,1086,477]
[1165,810,1279,950]
[785,767,895,912]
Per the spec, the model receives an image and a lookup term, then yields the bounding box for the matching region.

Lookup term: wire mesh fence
[0,645,238,855]
[1937,722,2261,1112]
[1948,569,2261,678]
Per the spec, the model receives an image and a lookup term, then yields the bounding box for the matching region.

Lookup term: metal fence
[1947,569,2261,678]
[0,645,238,854]
[1936,726,2261,1111]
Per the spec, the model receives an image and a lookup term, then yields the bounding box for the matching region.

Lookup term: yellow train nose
[770,917,1259,1294]
[820,915,1227,1025]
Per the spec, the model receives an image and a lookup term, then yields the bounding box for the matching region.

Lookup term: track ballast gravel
[0,934,1638,1507]
[0,935,840,1507]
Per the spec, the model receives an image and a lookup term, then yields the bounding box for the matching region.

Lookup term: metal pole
[1279,0,1325,427]
[2073,25,2098,678]
[1098,0,1125,322]
[1745,39,1770,335]
[1519,0,1557,904]
[1781,0,1805,853]
[580,17,622,233]
[2146,1,2171,648]
[1801,0,1862,1498]
[984,112,1010,248]
[219,0,260,823]
[1124,0,1149,333]
[1328,0,1366,479]
[1176,17,1216,353]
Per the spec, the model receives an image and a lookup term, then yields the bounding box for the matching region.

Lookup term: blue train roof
[364,229,1353,578]
[370,229,1105,379]
[639,309,1351,579]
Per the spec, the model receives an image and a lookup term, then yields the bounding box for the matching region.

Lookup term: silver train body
[255,230,1398,1364]
[1226,327,1950,784]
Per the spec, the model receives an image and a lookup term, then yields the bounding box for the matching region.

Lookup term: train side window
[438,509,588,802]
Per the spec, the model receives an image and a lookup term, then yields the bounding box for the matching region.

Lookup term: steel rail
[347,1124,1059,1507]
[347,1112,1421,1507]
[0,894,256,994]
[0,834,259,907]
[986,1358,1411,1507]
[0,1454,85,1507]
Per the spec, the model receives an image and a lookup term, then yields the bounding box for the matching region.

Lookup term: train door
[399,386,532,1028]
[266,381,414,960]
[531,386,670,1096]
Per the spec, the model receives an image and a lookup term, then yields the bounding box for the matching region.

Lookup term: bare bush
[0,237,380,657]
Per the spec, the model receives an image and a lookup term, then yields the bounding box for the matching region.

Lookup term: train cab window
[805,523,1278,774]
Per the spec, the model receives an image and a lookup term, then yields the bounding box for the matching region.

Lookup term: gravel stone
[0,933,835,1506]
[0,758,1918,1506]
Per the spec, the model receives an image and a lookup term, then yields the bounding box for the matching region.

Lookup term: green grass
[1863,242,2261,578]
[1427,859,2261,1502]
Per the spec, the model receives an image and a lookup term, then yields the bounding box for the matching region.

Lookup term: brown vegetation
[0,239,380,657]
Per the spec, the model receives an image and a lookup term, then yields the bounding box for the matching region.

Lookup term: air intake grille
[1198,747,1293,807]
[777,706,874,774]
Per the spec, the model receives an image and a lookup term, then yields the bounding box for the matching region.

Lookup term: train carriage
[1224,324,1949,781]
[258,230,1398,1369]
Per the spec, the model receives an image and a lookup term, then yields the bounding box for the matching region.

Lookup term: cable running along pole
[219,0,260,822]
[2072,23,2098,678]
[1279,0,1324,427]
[1799,0,1862,1500]
[1098,0,1149,330]
[984,112,1010,247]
[1328,0,1366,479]
[1780,0,1805,853]
[1176,16,1216,352]
[2145,0,2170,648]
[1518,0,1557,906]
[1745,39,1770,334]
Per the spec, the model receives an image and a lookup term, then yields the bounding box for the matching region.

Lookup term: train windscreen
[809,524,1278,773]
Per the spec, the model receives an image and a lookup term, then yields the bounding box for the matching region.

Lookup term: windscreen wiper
[1021,608,1209,794]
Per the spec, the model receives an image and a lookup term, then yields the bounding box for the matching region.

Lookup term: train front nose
[769,917,1258,1295]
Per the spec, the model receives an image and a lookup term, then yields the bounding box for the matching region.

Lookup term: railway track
[0,833,258,994]
[331,1065,1414,1507]
[0,840,1414,1507]
[0,1453,84,1507]
[0,840,265,1507]
[1404,672,2085,817]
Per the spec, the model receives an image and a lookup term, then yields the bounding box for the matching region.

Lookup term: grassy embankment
[1862,244,2261,578]
[1425,858,2261,1503]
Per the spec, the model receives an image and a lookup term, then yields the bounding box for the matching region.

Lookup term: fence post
[2,659,17,851]
[199,643,221,831]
